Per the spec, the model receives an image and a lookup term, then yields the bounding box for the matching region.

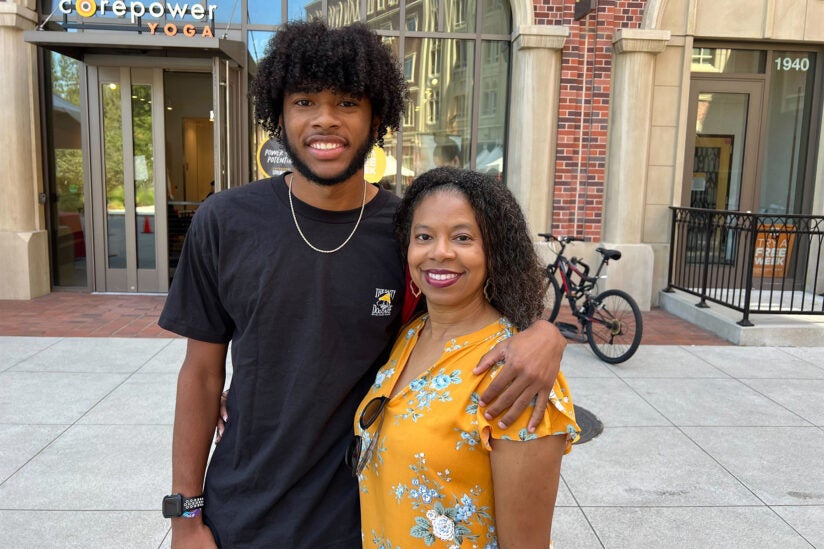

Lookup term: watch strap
[182,495,205,511]
[163,493,205,518]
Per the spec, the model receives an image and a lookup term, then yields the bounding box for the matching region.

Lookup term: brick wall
[533,0,646,240]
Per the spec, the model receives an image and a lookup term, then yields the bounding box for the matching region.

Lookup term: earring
[484,279,493,302]
[410,279,421,299]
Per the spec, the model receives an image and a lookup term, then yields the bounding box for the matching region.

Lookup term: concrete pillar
[0,1,50,299]
[506,25,568,236]
[600,29,670,310]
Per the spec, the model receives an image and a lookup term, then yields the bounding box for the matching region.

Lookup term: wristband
[182,508,202,518]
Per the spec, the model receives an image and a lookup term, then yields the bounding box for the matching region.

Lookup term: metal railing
[665,207,824,326]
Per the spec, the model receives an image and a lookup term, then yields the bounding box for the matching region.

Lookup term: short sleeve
[474,362,579,451]
[158,205,234,343]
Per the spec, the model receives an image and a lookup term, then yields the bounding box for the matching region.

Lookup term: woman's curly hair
[252,21,407,146]
[395,167,545,330]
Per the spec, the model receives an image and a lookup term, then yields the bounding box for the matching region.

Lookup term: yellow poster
[753,224,795,278]
[363,146,387,183]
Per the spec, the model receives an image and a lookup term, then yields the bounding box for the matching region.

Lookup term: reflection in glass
[164,71,213,283]
[365,0,400,30]
[481,0,509,34]
[397,38,476,191]
[759,52,816,214]
[477,40,508,180]
[688,94,749,266]
[248,31,275,66]
[132,84,156,269]
[324,0,366,27]
[248,0,281,25]
[49,52,87,287]
[102,81,126,269]
[691,48,766,74]
[445,0,475,33]
[691,93,748,211]
[299,0,325,23]
[211,0,243,23]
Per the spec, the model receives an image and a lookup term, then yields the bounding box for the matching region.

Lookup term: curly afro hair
[252,21,407,146]
[395,167,545,330]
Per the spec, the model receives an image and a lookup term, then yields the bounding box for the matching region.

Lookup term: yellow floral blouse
[354,314,579,548]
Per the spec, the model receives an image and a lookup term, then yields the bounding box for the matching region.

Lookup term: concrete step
[659,289,824,346]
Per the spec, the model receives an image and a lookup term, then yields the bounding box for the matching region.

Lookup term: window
[429,42,441,76]
[426,90,440,125]
[404,100,415,127]
[453,95,467,119]
[455,41,468,69]
[484,41,501,65]
[454,0,465,26]
[404,53,416,82]
[482,86,497,116]
[691,48,766,74]
[237,0,510,191]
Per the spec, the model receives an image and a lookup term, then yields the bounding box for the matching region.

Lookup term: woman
[349,167,579,548]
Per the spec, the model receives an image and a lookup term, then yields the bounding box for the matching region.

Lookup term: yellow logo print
[76,0,97,17]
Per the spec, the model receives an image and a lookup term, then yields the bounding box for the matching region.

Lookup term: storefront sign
[753,224,795,278]
[58,0,216,36]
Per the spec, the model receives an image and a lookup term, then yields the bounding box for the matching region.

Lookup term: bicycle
[538,233,643,364]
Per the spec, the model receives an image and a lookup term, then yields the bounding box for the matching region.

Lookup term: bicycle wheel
[543,271,562,322]
[585,289,643,364]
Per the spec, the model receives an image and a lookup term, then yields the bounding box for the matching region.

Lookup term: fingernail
[484,412,493,420]
[222,415,228,422]
[498,421,507,429]
[528,426,536,433]
[478,400,487,407]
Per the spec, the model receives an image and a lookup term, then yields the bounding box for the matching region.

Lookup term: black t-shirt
[159,175,404,547]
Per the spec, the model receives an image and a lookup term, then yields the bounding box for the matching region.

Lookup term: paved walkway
[0,292,728,345]
[1,295,822,548]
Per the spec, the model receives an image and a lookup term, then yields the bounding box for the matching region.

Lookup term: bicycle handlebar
[537,233,586,244]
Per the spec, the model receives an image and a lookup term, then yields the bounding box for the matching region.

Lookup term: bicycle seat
[596,247,622,261]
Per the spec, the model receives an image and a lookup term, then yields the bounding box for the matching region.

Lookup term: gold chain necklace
[287,174,367,254]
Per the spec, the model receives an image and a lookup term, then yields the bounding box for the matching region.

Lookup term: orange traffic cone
[142,216,152,234]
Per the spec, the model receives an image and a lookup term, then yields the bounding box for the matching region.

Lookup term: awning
[23,30,245,66]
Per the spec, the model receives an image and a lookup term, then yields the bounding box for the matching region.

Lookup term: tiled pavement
[0,292,728,345]
[2,294,822,548]
[0,294,171,338]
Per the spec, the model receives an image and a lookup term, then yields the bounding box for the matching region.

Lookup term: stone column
[0,0,50,299]
[506,25,568,236]
[598,28,669,310]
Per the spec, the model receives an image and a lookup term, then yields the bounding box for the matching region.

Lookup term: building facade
[2,0,822,312]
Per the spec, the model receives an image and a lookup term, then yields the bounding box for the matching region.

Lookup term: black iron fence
[665,207,824,326]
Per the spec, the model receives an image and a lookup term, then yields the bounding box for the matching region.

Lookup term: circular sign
[256,138,293,178]
[363,145,387,183]
[76,0,97,17]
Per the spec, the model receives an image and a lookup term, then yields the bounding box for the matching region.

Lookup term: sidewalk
[0,295,822,548]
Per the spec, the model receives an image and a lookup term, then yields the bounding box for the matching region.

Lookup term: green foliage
[51,53,80,106]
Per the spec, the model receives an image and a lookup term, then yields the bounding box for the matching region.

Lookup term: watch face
[162,495,183,518]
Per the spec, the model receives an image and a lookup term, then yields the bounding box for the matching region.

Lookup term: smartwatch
[162,493,205,518]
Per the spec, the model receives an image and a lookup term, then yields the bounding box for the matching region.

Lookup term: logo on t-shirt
[372,288,396,317]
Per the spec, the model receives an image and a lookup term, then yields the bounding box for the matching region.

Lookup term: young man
[160,21,567,548]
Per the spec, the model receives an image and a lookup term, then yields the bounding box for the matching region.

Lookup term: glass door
[213,58,243,191]
[683,79,764,213]
[680,79,764,282]
[88,66,168,292]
